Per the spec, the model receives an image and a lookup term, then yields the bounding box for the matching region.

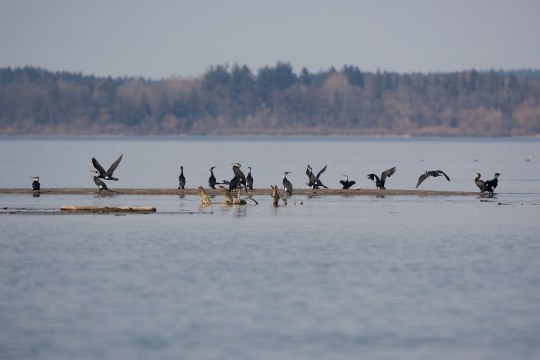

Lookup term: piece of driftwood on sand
[60,205,156,213]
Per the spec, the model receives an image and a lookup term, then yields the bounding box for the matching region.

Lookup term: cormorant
[178,166,186,189]
[92,154,123,181]
[474,173,486,192]
[367,167,396,189]
[306,164,328,189]
[31,176,40,192]
[483,173,501,193]
[246,166,254,190]
[209,166,217,189]
[92,170,109,192]
[231,162,248,193]
[416,170,450,189]
[283,172,293,195]
[228,176,242,192]
[339,175,356,189]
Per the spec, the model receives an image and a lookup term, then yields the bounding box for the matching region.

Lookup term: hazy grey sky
[1,0,539,79]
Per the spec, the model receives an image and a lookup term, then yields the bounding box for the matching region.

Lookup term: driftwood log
[271,185,287,206]
[60,205,156,213]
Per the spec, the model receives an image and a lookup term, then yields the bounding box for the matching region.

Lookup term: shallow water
[1,137,540,359]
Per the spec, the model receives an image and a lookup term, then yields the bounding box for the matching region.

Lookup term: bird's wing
[316,165,328,178]
[349,180,356,187]
[439,170,450,181]
[367,174,379,182]
[339,180,346,187]
[107,154,123,175]
[92,158,106,174]
[381,167,396,182]
[416,173,430,189]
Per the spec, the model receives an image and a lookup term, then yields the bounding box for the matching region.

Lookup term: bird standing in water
[283,172,293,195]
[92,154,123,181]
[339,175,356,189]
[31,176,40,192]
[178,166,186,189]
[416,170,450,189]
[367,167,396,189]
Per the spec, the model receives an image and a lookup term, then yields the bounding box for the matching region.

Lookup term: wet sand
[0,188,479,196]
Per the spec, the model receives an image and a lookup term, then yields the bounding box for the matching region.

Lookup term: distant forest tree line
[1,64,540,136]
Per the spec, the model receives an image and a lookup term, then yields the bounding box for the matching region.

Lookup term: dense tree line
[1,64,540,136]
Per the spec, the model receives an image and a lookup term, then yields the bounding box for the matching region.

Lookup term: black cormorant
[178,166,186,189]
[306,164,328,189]
[228,176,241,192]
[339,175,356,189]
[92,170,109,192]
[209,166,217,189]
[92,154,123,181]
[246,166,254,190]
[474,172,486,192]
[231,162,248,193]
[483,173,500,193]
[283,172,293,195]
[31,176,40,192]
[416,170,450,189]
[367,167,396,189]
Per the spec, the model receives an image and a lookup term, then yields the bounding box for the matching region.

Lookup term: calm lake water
[1,136,540,360]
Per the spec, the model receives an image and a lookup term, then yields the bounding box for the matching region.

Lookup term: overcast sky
[1,0,539,79]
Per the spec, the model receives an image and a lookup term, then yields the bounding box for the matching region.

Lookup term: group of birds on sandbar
[29,153,503,196]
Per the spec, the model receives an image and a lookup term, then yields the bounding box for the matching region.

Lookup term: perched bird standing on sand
[306,164,328,189]
[483,173,501,194]
[416,170,450,189]
[31,176,40,194]
[178,166,186,189]
[367,167,396,189]
[283,172,293,196]
[208,166,217,189]
[246,166,254,190]
[339,175,356,189]
[92,154,123,181]
[474,173,486,192]
[92,170,110,192]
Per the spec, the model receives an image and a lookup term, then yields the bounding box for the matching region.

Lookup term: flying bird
[367,167,396,189]
[92,154,123,181]
[416,170,450,189]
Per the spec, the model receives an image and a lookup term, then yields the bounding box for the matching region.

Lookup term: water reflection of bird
[92,154,123,181]
[246,166,254,190]
[416,170,450,189]
[339,175,356,189]
[367,167,396,189]
[474,172,486,192]
[31,176,40,192]
[178,166,186,189]
[283,172,293,195]
[92,170,109,192]
[483,173,501,194]
[306,164,328,188]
